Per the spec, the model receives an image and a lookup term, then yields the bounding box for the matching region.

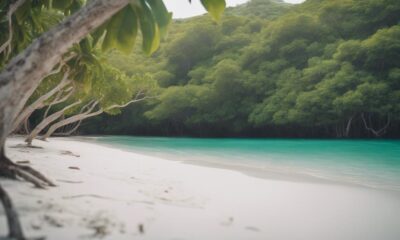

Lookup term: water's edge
[75,136,400,194]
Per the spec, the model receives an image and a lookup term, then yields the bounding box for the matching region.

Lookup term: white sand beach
[1,137,400,240]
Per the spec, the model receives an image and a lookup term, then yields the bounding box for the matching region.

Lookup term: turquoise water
[93,136,400,192]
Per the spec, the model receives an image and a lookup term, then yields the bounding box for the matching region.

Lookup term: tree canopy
[83,0,400,138]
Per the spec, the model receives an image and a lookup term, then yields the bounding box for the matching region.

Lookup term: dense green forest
[81,0,400,138]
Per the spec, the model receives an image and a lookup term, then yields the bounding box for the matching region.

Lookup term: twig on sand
[61,194,154,205]
[43,215,63,228]
[245,226,260,232]
[56,179,83,184]
[60,151,80,158]
[138,224,145,234]
[10,144,43,149]
[16,160,30,164]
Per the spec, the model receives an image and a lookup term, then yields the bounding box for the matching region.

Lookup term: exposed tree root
[0,156,55,189]
[0,150,52,240]
[0,183,25,240]
[9,144,43,149]
[17,165,56,187]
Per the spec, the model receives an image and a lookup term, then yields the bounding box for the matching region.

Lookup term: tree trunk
[335,125,342,138]
[53,119,83,136]
[25,100,81,145]
[361,113,391,137]
[23,116,30,135]
[0,145,56,239]
[0,0,130,158]
[14,87,74,135]
[0,1,129,238]
[344,115,355,138]
[0,146,25,240]
[0,182,25,240]
[50,100,98,137]
[42,86,75,120]
[43,109,104,140]
[12,73,72,133]
[42,96,149,140]
[41,101,101,140]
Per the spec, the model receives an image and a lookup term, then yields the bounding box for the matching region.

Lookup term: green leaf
[146,0,172,38]
[91,21,108,47]
[102,6,138,54]
[15,1,32,23]
[53,0,73,10]
[135,0,160,55]
[79,38,91,54]
[79,38,98,64]
[200,0,226,22]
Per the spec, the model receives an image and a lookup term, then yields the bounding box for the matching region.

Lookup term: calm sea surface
[92,136,400,192]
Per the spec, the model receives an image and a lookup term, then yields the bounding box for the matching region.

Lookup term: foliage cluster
[84,0,400,137]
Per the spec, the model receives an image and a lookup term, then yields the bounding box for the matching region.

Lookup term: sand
[1,136,400,240]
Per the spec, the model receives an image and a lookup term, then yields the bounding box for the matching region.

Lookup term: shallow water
[93,136,400,192]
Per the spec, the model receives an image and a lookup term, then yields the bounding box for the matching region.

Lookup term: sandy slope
[1,137,400,240]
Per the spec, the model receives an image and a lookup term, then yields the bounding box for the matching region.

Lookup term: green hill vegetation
[83,0,400,137]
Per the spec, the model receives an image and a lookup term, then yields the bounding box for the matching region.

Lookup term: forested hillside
[82,0,400,138]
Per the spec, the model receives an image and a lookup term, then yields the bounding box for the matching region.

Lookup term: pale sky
[165,0,306,19]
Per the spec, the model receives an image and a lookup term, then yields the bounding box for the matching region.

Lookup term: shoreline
[1,137,400,239]
[81,136,400,195]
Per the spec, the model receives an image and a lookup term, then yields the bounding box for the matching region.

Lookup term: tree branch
[361,113,391,137]
[54,119,83,136]
[0,0,27,56]
[42,86,75,119]
[0,183,24,239]
[42,94,152,140]
[11,70,72,133]
[0,0,130,150]
[25,100,81,145]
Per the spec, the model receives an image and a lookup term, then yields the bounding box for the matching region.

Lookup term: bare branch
[11,71,72,133]
[106,97,147,110]
[81,100,98,112]
[54,119,83,136]
[42,86,75,119]
[105,89,157,110]
[23,116,30,134]
[43,93,154,140]
[361,113,391,137]
[25,100,81,145]
[50,100,99,137]
[0,0,27,56]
